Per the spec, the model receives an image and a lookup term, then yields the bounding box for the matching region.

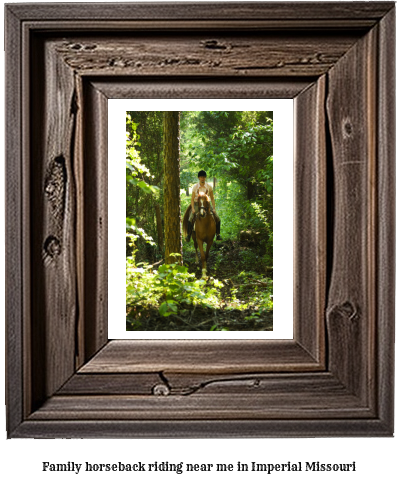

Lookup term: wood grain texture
[5,2,395,438]
[13,418,391,439]
[29,393,371,421]
[294,76,326,364]
[79,340,323,374]
[91,78,312,100]
[20,19,385,32]
[53,34,360,78]
[326,27,376,405]
[35,371,375,422]
[81,81,109,362]
[7,2,394,22]
[5,5,24,436]
[30,37,78,407]
[58,372,163,395]
[60,371,352,397]
[376,7,396,432]
[74,74,85,370]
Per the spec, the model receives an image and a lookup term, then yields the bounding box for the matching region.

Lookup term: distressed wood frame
[5,2,395,438]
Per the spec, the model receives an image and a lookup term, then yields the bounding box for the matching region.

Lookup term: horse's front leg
[205,240,213,265]
[197,239,207,277]
[192,231,199,263]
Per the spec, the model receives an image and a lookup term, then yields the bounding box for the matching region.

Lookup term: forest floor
[127,237,273,332]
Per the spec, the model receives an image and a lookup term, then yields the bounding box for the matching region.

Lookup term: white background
[109,98,293,339]
[1,1,397,486]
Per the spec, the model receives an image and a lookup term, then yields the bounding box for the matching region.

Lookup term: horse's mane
[182,204,192,238]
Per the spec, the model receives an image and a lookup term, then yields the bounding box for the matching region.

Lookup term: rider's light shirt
[193,182,212,202]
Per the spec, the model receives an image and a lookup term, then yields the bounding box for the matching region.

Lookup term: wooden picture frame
[5,2,395,438]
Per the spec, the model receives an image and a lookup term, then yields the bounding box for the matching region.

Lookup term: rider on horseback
[186,170,222,242]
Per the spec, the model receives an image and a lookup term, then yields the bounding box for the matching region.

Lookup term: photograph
[125,110,274,332]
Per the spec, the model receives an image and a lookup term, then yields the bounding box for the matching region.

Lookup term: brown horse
[183,194,216,277]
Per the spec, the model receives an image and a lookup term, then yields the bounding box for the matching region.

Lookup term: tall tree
[163,111,182,264]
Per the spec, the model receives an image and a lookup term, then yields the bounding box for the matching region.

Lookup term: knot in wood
[342,119,353,137]
[83,44,97,51]
[45,158,65,205]
[328,301,358,323]
[44,181,56,197]
[201,40,227,50]
[44,236,61,257]
[152,383,170,396]
[339,301,358,321]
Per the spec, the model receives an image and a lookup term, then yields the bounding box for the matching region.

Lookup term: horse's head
[198,194,210,218]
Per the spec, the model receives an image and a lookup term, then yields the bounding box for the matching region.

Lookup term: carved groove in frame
[5,2,395,438]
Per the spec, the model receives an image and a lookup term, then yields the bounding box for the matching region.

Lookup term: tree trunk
[247,180,256,200]
[163,111,182,264]
[155,203,163,250]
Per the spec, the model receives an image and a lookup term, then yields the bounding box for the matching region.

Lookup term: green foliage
[213,180,247,240]
[126,113,162,262]
[126,113,159,194]
[126,217,156,263]
[180,111,273,255]
[180,111,272,189]
[126,257,225,321]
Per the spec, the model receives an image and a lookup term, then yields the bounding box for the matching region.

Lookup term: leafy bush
[126,258,224,320]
